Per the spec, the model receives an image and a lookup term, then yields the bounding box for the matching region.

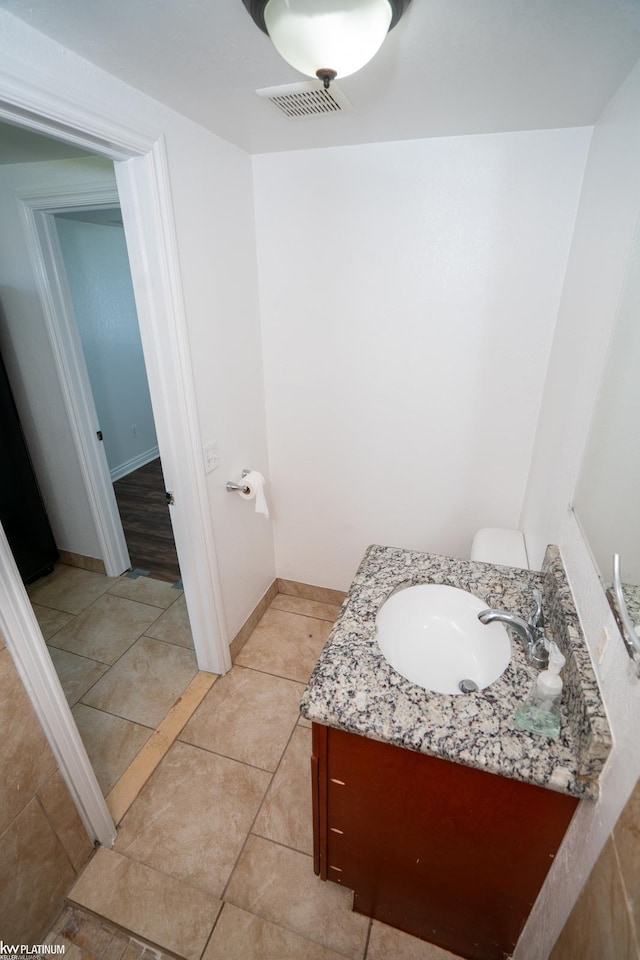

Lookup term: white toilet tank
[470,528,529,569]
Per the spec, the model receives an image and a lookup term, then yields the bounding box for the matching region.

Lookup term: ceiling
[1,0,640,155]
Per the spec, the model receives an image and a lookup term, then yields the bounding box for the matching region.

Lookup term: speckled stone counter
[613,581,640,631]
[300,544,612,800]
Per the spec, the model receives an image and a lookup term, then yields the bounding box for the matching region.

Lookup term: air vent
[256,80,352,119]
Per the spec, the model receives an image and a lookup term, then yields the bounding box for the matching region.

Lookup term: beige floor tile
[50,904,179,960]
[108,576,183,609]
[38,770,94,872]
[0,797,76,943]
[144,594,193,648]
[52,594,164,664]
[48,647,110,706]
[270,594,342,623]
[47,905,108,952]
[28,565,115,614]
[550,837,638,960]
[180,665,304,771]
[62,945,87,960]
[106,672,217,825]
[203,903,351,960]
[81,636,198,728]
[0,648,57,835]
[32,603,74,640]
[48,906,121,957]
[367,921,463,960]
[253,726,313,854]
[235,609,332,683]
[613,775,640,920]
[298,715,312,728]
[115,741,270,897]
[224,835,369,960]
[69,848,221,960]
[72,704,153,795]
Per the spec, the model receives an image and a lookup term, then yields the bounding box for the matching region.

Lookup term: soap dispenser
[515,641,565,738]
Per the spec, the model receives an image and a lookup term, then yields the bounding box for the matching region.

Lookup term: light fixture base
[316,68,337,90]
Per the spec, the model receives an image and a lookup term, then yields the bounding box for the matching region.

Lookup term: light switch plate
[203,440,220,474]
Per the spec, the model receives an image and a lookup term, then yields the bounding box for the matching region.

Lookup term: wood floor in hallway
[113,457,181,584]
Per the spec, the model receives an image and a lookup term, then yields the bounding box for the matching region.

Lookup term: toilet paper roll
[238,470,270,519]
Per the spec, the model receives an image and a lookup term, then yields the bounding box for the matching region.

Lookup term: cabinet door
[312,723,578,960]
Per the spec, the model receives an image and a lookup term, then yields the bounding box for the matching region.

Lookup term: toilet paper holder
[226,469,251,494]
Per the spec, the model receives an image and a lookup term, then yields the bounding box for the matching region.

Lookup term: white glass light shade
[263,0,393,80]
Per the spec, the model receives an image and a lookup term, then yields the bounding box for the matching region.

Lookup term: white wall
[0,9,274,639]
[254,129,591,589]
[164,114,275,635]
[0,157,113,560]
[521,63,640,571]
[516,58,640,959]
[572,220,640,585]
[55,216,159,481]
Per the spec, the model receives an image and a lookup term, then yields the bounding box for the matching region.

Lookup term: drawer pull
[329,865,343,872]
[330,778,346,786]
[330,827,344,835]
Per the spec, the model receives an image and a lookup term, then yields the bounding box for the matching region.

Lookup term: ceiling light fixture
[242,0,411,89]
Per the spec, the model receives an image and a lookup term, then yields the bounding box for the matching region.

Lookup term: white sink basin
[375,584,511,695]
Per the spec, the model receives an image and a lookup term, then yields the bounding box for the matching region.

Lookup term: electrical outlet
[596,626,610,664]
[203,440,220,474]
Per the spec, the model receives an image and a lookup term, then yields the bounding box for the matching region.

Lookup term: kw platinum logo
[0,946,65,956]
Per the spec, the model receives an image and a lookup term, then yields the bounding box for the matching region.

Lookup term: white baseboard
[110,445,160,482]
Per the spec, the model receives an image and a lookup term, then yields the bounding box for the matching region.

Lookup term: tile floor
[42,571,462,960]
[28,563,195,796]
[45,904,177,960]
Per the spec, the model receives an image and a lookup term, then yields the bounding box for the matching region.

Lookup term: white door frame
[0,65,231,847]
[17,181,132,578]
[0,524,116,846]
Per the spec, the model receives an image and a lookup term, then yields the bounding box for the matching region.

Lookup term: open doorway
[53,205,181,585]
[0,97,230,845]
[0,134,195,799]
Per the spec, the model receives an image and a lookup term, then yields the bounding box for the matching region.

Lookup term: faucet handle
[529,588,544,631]
[530,634,550,670]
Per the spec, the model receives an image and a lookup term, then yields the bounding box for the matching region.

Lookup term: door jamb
[17,182,132,578]
[0,525,116,846]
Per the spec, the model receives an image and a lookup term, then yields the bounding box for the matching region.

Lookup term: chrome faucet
[478,589,548,667]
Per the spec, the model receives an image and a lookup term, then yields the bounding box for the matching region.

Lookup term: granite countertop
[300,544,612,800]
[618,581,640,630]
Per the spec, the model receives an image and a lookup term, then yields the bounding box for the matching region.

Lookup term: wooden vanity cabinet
[311,723,578,960]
